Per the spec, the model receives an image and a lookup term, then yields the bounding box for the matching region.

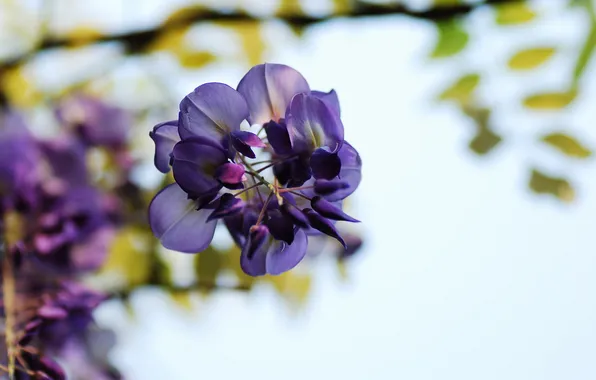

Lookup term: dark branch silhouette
[0,0,521,70]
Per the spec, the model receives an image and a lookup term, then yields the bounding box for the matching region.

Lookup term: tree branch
[0,0,521,71]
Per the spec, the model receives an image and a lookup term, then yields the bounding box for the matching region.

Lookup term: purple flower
[56,94,131,149]
[148,63,362,276]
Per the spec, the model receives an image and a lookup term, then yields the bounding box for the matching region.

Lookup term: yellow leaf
[194,246,223,288]
[438,73,480,103]
[434,0,460,5]
[523,91,577,110]
[529,169,574,202]
[508,47,555,70]
[495,3,536,25]
[217,21,265,67]
[1,66,43,107]
[178,51,217,68]
[163,5,207,27]
[65,26,103,47]
[541,132,592,158]
[223,246,256,289]
[169,291,194,311]
[278,0,303,15]
[100,226,153,286]
[266,272,312,308]
[430,21,469,59]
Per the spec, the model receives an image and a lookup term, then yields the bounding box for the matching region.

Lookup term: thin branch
[108,281,252,300]
[0,0,521,70]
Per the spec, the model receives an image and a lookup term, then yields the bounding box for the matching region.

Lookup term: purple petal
[207,194,245,222]
[237,63,310,125]
[246,225,270,260]
[150,120,180,173]
[303,208,346,248]
[301,141,362,201]
[313,179,349,195]
[312,89,340,116]
[38,305,68,319]
[264,119,293,155]
[310,148,341,180]
[311,196,359,222]
[286,93,344,154]
[230,130,264,159]
[178,83,249,145]
[266,209,295,244]
[240,228,308,276]
[215,162,246,187]
[149,183,217,253]
[280,203,309,228]
[171,138,226,197]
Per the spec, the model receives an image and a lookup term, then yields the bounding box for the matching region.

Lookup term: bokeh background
[2,0,596,379]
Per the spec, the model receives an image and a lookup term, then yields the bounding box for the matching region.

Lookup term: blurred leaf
[461,106,502,155]
[217,21,265,66]
[148,26,216,69]
[433,0,460,5]
[438,73,480,103]
[1,66,43,107]
[266,272,312,308]
[495,2,536,25]
[523,91,577,110]
[529,169,575,202]
[278,0,303,15]
[178,51,217,68]
[223,246,256,289]
[169,291,194,311]
[100,226,153,286]
[337,260,349,282]
[332,0,351,13]
[541,132,592,158]
[163,5,207,27]
[64,26,103,47]
[430,21,469,58]
[508,47,556,70]
[469,127,502,155]
[194,246,224,288]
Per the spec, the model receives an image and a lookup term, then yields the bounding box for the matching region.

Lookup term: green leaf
[469,127,502,155]
[508,47,556,70]
[529,169,574,202]
[430,21,469,59]
[438,73,480,103]
[495,3,536,25]
[541,132,592,158]
[523,91,577,110]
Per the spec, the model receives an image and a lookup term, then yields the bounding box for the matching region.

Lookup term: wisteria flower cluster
[0,97,127,379]
[149,63,362,276]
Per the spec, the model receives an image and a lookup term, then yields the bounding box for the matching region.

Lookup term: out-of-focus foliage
[430,0,595,202]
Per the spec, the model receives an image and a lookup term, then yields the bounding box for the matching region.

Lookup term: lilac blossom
[149,63,362,276]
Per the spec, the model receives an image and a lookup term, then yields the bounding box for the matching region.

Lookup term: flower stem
[2,244,16,380]
[234,181,263,197]
[256,192,274,225]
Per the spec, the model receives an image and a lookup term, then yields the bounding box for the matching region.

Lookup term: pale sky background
[3,0,596,379]
[87,2,596,380]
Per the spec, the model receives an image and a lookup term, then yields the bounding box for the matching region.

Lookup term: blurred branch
[0,0,521,71]
[108,281,251,300]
